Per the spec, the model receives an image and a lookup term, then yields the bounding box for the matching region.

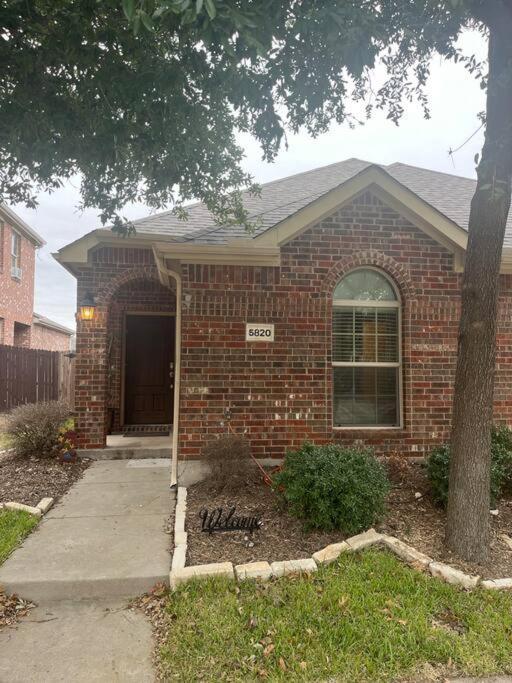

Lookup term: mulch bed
[185,463,512,580]
[377,462,512,580]
[0,451,90,507]
[187,478,357,566]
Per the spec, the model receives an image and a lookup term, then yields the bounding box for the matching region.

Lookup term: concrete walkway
[0,458,173,603]
[0,600,154,682]
[0,458,174,682]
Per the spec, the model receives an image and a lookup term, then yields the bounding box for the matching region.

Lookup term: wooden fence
[0,345,75,413]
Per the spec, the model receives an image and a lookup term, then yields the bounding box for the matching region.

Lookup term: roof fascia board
[0,204,45,247]
[153,241,281,266]
[54,229,181,270]
[254,166,468,252]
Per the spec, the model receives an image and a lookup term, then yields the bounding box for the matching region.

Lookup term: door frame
[120,311,176,428]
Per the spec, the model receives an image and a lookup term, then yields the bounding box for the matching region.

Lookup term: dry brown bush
[385,451,412,485]
[201,433,258,491]
[5,400,71,458]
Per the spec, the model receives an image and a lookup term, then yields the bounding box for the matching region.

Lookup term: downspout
[152,246,182,489]
[170,271,182,487]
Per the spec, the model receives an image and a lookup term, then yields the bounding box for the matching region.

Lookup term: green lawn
[0,509,39,565]
[159,550,512,682]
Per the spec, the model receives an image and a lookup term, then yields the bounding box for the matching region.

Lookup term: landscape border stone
[1,497,54,518]
[169,489,512,592]
[171,487,188,572]
[4,501,42,517]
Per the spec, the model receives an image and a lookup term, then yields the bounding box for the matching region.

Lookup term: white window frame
[332,267,403,430]
[11,229,22,280]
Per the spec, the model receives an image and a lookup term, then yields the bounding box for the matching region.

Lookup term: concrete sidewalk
[0,458,174,603]
[0,458,175,682]
[0,600,154,682]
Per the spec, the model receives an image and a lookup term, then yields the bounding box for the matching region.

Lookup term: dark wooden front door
[124,315,174,425]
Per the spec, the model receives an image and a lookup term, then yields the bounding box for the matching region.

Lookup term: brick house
[0,203,73,350]
[55,159,512,475]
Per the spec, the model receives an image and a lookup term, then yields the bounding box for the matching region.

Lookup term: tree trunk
[446,7,512,563]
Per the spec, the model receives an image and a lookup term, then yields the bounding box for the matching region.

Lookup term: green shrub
[492,425,512,490]
[425,445,451,507]
[426,425,512,507]
[5,400,71,458]
[273,443,390,534]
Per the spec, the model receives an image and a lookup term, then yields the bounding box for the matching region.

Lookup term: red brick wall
[0,220,35,345]
[74,192,512,457]
[178,191,463,459]
[31,324,71,352]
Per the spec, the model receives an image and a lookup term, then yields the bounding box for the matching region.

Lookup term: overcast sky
[13,30,487,331]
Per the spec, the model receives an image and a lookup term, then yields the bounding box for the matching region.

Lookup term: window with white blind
[332,268,401,427]
[11,229,21,279]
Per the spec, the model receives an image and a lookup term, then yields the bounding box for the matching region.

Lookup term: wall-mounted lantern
[79,292,96,321]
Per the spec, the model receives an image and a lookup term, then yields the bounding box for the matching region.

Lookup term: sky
[13,30,487,331]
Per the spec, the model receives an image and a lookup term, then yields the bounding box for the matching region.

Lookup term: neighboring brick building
[31,313,74,353]
[54,159,512,462]
[0,203,73,351]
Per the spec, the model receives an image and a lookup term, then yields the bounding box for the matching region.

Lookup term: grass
[159,550,512,682]
[0,432,12,450]
[0,509,39,565]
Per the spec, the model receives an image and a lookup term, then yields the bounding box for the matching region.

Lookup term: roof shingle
[129,158,512,246]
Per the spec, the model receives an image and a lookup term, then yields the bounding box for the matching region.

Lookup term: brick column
[74,306,109,449]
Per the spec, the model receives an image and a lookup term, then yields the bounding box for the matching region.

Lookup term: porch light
[79,292,96,321]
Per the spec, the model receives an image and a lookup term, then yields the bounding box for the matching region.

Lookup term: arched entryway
[106,275,176,435]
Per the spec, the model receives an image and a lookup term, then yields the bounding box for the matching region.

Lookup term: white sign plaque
[245,323,275,342]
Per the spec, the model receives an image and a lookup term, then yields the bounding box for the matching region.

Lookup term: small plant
[201,433,257,491]
[425,445,451,507]
[426,425,512,507]
[5,400,71,459]
[273,443,390,534]
[385,450,412,485]
[58,429,79,462]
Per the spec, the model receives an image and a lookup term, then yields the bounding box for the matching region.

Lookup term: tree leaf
[204,0,216,20]
[139,10,154,31]
[122,0,136,20]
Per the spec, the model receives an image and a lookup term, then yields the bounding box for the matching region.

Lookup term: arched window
[332,268,401,427]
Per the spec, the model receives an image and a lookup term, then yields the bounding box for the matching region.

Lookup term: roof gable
[254,165,468,257]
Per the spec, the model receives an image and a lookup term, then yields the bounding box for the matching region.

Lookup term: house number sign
[245,323,275,342]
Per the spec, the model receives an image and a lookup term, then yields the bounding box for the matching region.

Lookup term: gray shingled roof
[130,158,512,246]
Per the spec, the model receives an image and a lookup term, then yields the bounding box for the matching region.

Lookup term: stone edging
[169,487,512,592]
[0,497,54,518]
[171,487,188,573]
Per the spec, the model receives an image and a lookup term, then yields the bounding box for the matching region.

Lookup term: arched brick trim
[96,266,161,305]
[321,251,417,301]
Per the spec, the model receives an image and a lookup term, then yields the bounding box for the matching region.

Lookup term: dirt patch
[0,452,90,507]
[185,465,512,579]
[133,584,170,681]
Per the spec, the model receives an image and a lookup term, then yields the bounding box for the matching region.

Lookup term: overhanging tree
[2,1,511,561]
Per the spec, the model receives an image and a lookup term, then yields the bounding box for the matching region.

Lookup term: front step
[78,447,172,460]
